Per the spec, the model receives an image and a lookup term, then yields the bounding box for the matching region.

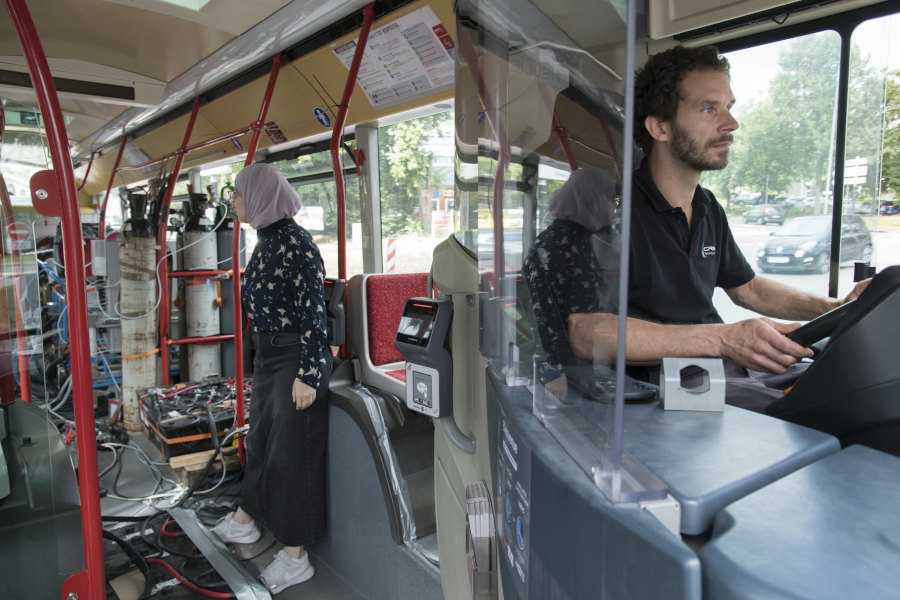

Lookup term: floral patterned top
[522,218,618,382]
[241,218,329,388]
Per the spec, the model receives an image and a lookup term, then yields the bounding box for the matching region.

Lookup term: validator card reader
[394,297,453,418]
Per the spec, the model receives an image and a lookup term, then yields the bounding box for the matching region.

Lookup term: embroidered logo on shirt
[701,245,716,258]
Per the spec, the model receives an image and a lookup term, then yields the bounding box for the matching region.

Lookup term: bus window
[850,14,900,284]
[270,148,362,279]
[704,12,900,323]
[378,111,453,273]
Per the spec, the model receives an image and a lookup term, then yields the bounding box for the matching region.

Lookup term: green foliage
[884,70,900,194]
[704,33,895,207]
[378,113,451,237]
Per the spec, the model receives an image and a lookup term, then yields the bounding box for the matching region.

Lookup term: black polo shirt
[628,162,755,325]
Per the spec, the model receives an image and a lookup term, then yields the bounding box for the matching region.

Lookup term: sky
[726,12,899,110]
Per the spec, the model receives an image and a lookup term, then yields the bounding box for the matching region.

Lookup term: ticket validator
[394,297,453,418]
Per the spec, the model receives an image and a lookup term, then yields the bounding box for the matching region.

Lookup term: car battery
[138,378,249,459]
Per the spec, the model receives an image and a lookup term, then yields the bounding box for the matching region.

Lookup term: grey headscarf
[234,163,303,229]
[549,167,617,232]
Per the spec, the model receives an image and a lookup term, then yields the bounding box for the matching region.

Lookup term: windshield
[774,217,830,237]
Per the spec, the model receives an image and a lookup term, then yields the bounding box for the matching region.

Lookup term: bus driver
[563,45,870,410]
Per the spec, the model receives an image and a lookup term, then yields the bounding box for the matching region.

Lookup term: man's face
[668,69,738,172]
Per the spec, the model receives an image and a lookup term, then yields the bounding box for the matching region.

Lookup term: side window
[706,32,841,323]
[270,149,362,279]
[849,14,899,280]
[706,12,899,323]
[378,111,453,273]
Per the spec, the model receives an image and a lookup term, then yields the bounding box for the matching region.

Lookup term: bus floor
[99,430,366,600]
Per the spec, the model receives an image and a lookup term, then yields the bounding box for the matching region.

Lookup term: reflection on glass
[1,97,83,587]
[457,0,665,503]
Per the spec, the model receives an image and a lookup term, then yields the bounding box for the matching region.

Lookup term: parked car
[734,192,761,205]
[756,214,873,274]
[879,203,899,215]
[742,204,786,225]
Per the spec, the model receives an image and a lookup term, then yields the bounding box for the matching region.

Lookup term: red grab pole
[3,0,106,597]
[98,136,128,240]
[158,97,201,386]
[331,3,375,282]
[233,54,282,463]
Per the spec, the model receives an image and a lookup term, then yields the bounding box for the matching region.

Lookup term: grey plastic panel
[574,401,840,534]
[487,370,702,600]
[700,445,900,600]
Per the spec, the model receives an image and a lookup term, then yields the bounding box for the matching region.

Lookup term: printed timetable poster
[333,6,455,109]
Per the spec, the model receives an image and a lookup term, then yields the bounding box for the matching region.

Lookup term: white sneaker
[211,512,261,544]
[259,549,315,594]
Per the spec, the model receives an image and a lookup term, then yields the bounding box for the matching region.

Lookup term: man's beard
[670,121,732,171]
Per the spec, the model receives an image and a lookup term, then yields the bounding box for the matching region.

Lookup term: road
[717,221,900,323]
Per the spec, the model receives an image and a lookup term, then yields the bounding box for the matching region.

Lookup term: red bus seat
[346,272,429,400]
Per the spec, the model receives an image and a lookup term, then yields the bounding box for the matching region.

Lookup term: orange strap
[122,347,160,359]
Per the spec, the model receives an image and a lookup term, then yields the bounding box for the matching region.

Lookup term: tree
[883,69,900,195]
[845,46,892,204]
[765,33,843,201]
[378,113,451,237]
[704,32,889,212]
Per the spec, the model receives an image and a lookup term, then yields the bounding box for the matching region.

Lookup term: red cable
[146,558,233,599]
[160,519,181,537]
[159,384,201,401]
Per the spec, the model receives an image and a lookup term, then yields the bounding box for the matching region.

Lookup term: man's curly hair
[634,46,730,156]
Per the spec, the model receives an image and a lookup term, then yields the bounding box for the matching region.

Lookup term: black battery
[137,378,249,459]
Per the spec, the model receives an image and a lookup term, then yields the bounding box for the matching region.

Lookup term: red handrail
[3,1,106,598]
[233,54,282,463]
[158,97,201,386]
[98,136,127,240]
[457,24,511,277]
[331,3,374,360]
[331,2,375,283]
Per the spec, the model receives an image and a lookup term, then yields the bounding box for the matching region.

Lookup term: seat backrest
[346,272,429,398]
[366,272,429,366]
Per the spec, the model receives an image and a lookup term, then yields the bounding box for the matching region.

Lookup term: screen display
[324,279,334,302]
[396,302,437,347]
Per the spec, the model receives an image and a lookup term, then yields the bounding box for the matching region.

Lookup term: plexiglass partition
[454,0,666,502]
[0,98,84,597]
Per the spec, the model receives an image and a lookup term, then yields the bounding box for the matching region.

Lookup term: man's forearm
[568,311,813,373]
[568,312,725,364]
[726,276,841,321]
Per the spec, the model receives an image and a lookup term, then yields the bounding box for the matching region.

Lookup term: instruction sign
[497,409,530,598]
[333,6,455,110]
[314,107,331,128]
[844,157,868,186]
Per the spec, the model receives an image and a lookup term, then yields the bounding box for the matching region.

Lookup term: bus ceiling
[0,0,894,195]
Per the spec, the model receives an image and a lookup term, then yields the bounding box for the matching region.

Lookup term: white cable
[194,452,228,495]
[114,206,230,321]
[50,375,73,411]
[99,446,120,478]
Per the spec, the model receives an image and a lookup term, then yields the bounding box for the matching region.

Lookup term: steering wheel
[786,300,855,347]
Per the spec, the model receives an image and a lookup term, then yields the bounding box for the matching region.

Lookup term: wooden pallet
[169,448,241,487]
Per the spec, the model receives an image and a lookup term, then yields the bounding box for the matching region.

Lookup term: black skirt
[241,332,331,547]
